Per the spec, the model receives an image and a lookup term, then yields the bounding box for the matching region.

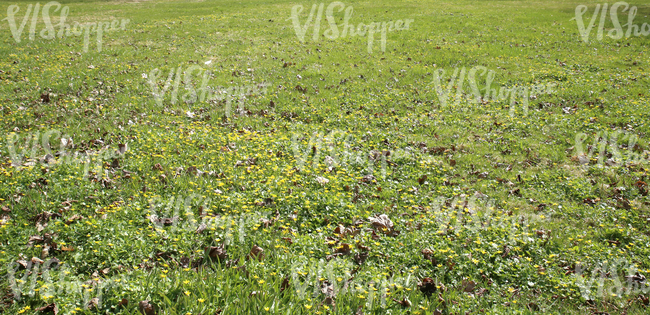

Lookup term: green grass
[1,0,650,314]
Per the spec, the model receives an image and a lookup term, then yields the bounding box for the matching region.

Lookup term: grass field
[1,0,650,314]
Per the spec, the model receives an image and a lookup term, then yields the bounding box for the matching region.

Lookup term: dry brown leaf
[35,303,58,314]
[196,223,207,234]
[16,259,29,269]
[369,214,393,229]
[393,298,411,308]
[65,215,83,225]
[356,243,370,251]
[148,216,178,226]
[335,243,352,255]
[418,277,437,296]
[249,245,264,261]
[280,277,290,292]
[206,245,228,261]
[321,281,335,298]
[461,280,477,292]
[417,174,427,185]
[315,176,329,185]
[28,235,44,246]
[138,300,156,315]
[421,249,437,264]
[354,252,369,265]
[88,298,100,310]
[118,143,128,155]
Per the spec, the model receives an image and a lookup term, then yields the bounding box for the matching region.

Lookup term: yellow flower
[304,304,312,309]
[184,290,191,296]
[198,299,205,303]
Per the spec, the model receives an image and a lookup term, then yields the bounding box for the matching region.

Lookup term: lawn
[1,0,650,314]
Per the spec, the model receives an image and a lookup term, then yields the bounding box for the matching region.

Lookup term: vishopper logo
[574,130,648,167]
[2,1,129,52]
[290,257,415,308]
[147,193,269,244]
[7,258,115,308]
[431,66,557,116]
[290,129,388,179]
[146,65,269,117]
[427,194,547,240]
[289,196,544,306]
[288,2,414,53]
[5,129,127,178]
[573,258,649,300]
[573,2,650,43]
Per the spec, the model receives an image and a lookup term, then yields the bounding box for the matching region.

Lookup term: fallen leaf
[316,176,329,185]
[88,298,100,310]
[148,216,178,226]
[354,252,368,265]
[281,237,293,244]
[421,249,437,264]
[206,245,227,261]
[35,303,58,314]
[249,245,264,261]
[196,223,207,234]
[28,235,44,246]
[280,277,290,292]
[118,143,128,155]
[65,215,83,225]
[461,280,477,292]
[138,300,156,315]
[640,295,649,306]
[356,243,370,251]
[418,277,437,296]
[321,281,335,298]
[369,214,393,229]
[393,298,411,307]
[335,243,352,255]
